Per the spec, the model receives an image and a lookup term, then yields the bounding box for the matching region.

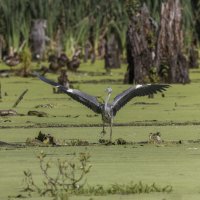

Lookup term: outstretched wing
[111,84,170,115]
[35,73,102,114]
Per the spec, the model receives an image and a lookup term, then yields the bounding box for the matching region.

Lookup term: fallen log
[0,109,18,116]
[27,110,48,117]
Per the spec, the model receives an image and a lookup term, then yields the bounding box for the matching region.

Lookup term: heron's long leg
[103,122,105,133]
[109,122,112,142]
[101,121,106,136]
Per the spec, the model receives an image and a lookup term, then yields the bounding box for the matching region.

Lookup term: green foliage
[22,151,91,199]
[74,182,172,195]
[0,0,30,50]
[20,47,32,76]
[22,151,172,199]
[143,66,160,83]
[159,63,169,82]
[125,0,141,17]
[0,0,197,54]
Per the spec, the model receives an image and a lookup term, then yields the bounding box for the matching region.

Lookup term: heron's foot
[101,130,106,136]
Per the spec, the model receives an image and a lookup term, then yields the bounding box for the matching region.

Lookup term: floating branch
[12,89,28,108]
[0,109,18,116]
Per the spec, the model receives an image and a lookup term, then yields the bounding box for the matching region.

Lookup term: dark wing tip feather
[34,72,59,87]
[112,84,171,115]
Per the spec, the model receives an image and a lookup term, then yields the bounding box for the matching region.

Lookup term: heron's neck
[104,93,111,109]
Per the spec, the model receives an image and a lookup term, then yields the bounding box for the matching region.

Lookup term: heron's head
[105,87,112,94]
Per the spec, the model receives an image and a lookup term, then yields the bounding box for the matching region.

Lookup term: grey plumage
[35,73,170,142]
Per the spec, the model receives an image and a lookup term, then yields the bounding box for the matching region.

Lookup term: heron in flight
[35,73,170,142]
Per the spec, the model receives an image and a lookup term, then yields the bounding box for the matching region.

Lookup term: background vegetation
[0,0,199,55]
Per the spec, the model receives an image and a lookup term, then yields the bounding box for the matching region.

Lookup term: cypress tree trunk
[0,35,4,62]
[84,17,96,64]
[124,31,135,83]
[104,33,121,70]
[54,26,64,57]
[156,0,190,83]
[188,39,199,68]
[124,4,157,84]
[191,0,200,42]
[89,26,96,64]
[125,0,190,84]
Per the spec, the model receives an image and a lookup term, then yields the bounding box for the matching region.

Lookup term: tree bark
[155,0,190,83]
[124,4,157,84]
[104,33,121,70]
[188,40,199,68]
[125,0,190,84]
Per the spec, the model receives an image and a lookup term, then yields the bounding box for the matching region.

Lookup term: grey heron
[35,73,170,142]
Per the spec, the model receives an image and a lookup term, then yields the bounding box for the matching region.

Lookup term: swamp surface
[1,61,200,199]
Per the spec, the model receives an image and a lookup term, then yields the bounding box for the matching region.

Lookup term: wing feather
[35,73,102,114]
[111,84,170,115]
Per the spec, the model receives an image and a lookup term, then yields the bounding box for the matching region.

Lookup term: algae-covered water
[1,62,200,199]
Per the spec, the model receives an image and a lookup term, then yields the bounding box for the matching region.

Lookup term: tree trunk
[191,0,200,42]
[89,25,96,64]
[104,33,121,70]
[125,0,190,84]
[0,34,5,62]
[124,31,135,83]
[188,40,199,68]
[155,0,190,83]
[84,17,96,64]
[124,4,157,84]
[54,26,64,57]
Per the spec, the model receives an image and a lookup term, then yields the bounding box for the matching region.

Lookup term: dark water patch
[170,95,186,98]
[0,141,25,149]
[76,70,107,76]
[71,79,123,84]
[34,97,71,101]
[190,70,200,73]
[190,79,200,83]
[133,102,159,105]
[9,81,31,84]
[1,120,200,129]
[76,70,123,76]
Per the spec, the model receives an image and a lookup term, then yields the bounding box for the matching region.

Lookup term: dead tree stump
[104,32,121,71]
[29,19,49,60]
